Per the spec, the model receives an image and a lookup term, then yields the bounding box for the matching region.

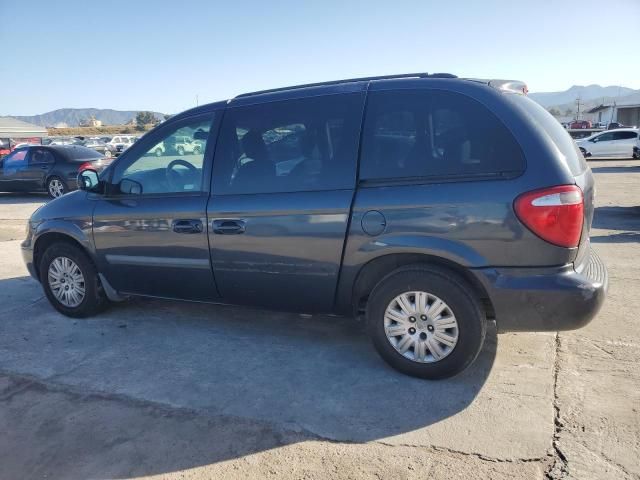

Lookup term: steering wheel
[166,159,198,191]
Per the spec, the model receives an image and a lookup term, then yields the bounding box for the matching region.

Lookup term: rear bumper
[473,247,607,332]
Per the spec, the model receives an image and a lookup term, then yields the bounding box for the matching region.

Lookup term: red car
[570,120,592,129]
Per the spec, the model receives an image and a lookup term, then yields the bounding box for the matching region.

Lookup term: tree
[135,111,158,130]
[564,108,574,117]
[547,108,561,116]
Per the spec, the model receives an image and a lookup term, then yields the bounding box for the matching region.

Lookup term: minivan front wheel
[366,266,486,379]
[40,242,108,318]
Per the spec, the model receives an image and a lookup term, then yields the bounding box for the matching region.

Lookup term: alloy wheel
[48,179,65,198]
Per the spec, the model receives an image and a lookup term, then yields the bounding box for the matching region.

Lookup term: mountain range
[5,108,165,127]
[4,85,640,127]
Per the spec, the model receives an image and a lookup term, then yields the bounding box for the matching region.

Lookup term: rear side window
[213,93,364,195]
[360,89,525,181]
[612,131,637,140]
[29,149,55,164]
[508,94,587,176]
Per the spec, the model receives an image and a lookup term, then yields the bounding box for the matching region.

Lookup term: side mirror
[119,178,143,195]
[77,169,101,192]
[592,138,598,143]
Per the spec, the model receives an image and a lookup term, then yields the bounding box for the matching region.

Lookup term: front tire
[176,146,185,156]
[46,176,67,198]
[40,242,108,318]
[633,147,639,160]
[366,266,486,379]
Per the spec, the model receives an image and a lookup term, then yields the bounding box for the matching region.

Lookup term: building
[585,101,640,127]
[0,117,48,156]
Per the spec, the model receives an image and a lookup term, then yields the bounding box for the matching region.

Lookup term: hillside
[529,85,638,108]
[8,108,165,127]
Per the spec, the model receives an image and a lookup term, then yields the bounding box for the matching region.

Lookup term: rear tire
[46,176,67,198]
[40,242,108,318]
[366,265,486,379]
[633,147,639,160]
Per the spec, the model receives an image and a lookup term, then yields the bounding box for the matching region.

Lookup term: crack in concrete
[545,333,569,480]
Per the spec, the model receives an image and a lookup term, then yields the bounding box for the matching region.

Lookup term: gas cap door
[361,210,387,236]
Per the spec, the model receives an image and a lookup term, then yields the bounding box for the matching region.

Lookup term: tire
[39,242,108,318]
[46,176,67,198]
[155,148,163,157]
[176,146,185,156]
[193,146,202,155]
[366,265,486,380]
[633,147,639,160]
[104,150,112,158]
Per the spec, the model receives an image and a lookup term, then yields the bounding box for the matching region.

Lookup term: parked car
[0,145,112,198]
[576,128,640,159]
[21,73,607,379]
[607,122,625,130]
[594,121,608,129]
[570,120,592,129]
[107,135,137,156]
[75,137,116,158]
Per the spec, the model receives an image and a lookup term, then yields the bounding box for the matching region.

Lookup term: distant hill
[8,108,165,127]
[529,85,638,108]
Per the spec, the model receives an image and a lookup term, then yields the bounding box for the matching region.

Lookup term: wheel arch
[349,253,494,320]
[33,229,96,281]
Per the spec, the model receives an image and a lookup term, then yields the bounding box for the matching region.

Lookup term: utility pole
[575,97,584,120]
[196,94,199,107]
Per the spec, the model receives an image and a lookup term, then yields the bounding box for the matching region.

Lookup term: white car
[576,128,640,159]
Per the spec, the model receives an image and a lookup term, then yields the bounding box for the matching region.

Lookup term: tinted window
[111,115,214,195]
[29,149,56,164]
[596,133,614,142]
[212,93,363,194]
[360,90,525,180]
[612,131,637,140]
[508,94,586,176]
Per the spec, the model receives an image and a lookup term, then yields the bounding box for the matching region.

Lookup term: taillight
[514,185,584,248]
[78,162,93,172]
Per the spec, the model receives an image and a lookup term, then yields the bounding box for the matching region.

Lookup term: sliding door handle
[212,219,245,234]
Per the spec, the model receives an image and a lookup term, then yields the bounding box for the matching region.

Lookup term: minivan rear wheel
[40,242,108,318]
[366,266,486,379]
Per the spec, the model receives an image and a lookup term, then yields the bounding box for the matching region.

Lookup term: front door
[208,92,364,312]
[590,132,614,156]
[92,112,220,301]
[0,148,29,192]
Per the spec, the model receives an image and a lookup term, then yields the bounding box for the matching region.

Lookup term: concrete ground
[0,159,638,479]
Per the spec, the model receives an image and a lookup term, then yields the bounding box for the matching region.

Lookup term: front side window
[2,148,28,167]
[111,115,214,195]
[595,133,614,142]
[360,89,525,180]
[212,93,363,195]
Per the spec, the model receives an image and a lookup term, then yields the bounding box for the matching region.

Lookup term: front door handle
[172,219,203,234]
[212,219,245,234]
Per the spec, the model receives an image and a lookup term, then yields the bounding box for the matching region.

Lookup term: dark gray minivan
[21,73,607,379]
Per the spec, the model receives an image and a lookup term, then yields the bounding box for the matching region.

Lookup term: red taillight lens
[514,185,584,248]
[78,162,93,172]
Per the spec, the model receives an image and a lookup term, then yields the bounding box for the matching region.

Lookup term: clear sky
[2,0,639,115]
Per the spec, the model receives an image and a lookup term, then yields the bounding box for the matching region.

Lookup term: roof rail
[234,72,457,98]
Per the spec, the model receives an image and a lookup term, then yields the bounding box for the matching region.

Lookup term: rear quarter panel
[336,80,579,313]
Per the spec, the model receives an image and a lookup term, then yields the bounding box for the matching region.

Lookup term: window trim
[103,111,220,199]
[357,88,527,184]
